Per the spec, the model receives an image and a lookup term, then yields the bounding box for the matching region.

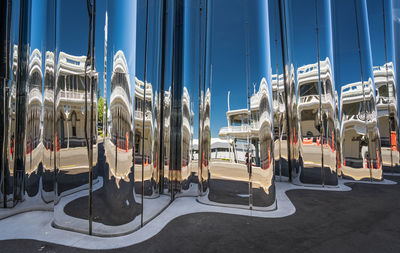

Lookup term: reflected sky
[51,0,272,138]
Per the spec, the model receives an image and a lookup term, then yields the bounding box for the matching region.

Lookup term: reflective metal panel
[281,0,338,186]
[394,1,400,168]
[89,0,141,235]
[285,0,323,185]
[0,0,15,208]
[24,0,46,206]
[13,0,31,203]
[332,0,382,181]
[53,0,92,233]
[178,0,200,197]
[367,0,400,173]
[268,0,289,182]
[198,0,275,210]
[42,0,56,203]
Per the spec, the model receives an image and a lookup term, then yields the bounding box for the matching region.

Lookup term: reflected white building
[56,51,98,149]
[218,77,272,165]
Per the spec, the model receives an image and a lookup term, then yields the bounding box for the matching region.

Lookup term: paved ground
[1,175,400,252]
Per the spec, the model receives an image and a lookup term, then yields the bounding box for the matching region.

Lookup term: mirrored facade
[1,0,400,237]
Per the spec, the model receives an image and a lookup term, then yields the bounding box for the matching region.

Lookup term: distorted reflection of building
[24,49,44,200]
[199,77,274,210]
[339,78,382,180]
[296,58,337,185]
[373,62,399,171]
[2,45,18,207]
[54,51,98,197]
[56,52,98,149]
[134,77,153,164]
[271,73,290,179]
[218,78,272,168]
[26,49,43,176]
[42,51,55,202]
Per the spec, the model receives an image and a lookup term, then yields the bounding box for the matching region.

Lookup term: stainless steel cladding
[332,0,382,181]
[53,0,96,234]
[268,0,290,182]
[282,0,338,186]
[1,0,17,208]
[2,0,400,238]
[197,0,276,210]
[367,0,399,174]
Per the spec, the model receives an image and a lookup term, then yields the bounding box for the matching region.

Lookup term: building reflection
[198,77,275,210]
[296,58,337,185]
[25,48,43,200]
[374,62,399,172]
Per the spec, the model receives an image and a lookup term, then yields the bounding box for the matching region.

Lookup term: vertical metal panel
[176,0,201,197]
[393,1,400,169]
[316,0,338,185]
[135,0,172,227]
[24,0,46,206]
[89,0,141,235]
[13,0,31,202]
[53,0,92,234]
[285,0,323,185]
[282,0,338,186]
[42,0,56,204]
[3,0,20,208]
[268,0,289,182]
[0,0,12,208]
[332,0,382,181]
[198,0,275,210]
[367,0,400,174]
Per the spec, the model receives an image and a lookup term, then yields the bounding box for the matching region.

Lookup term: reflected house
[133,77,153,164]
[24,49,44,200]
[272,74,285,137]
[181,86,194,174]
[26,49,43,176]
[55,52,98,149]
[107,50,134,179]
[339,78,382,180]
[218,78,272,168]
[296,57,337,184]
[43,52,55,154]
[374,62,399,171]
[42,51,55,202]
[200,77,275,210]
[3,45,18,207]
[297,58,334,145]
[272,73,290,178]
[54,51,98,198]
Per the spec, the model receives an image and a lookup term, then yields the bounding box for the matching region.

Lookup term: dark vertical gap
[277,0,292,181]
[353,0,370,180]
[314,0,325,186]
[159,0,167,195]
[141,0,150,227]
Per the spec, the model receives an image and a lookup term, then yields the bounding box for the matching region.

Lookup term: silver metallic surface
[332,0,382,181]
[1,0,399,238]
[198,0,276,210]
